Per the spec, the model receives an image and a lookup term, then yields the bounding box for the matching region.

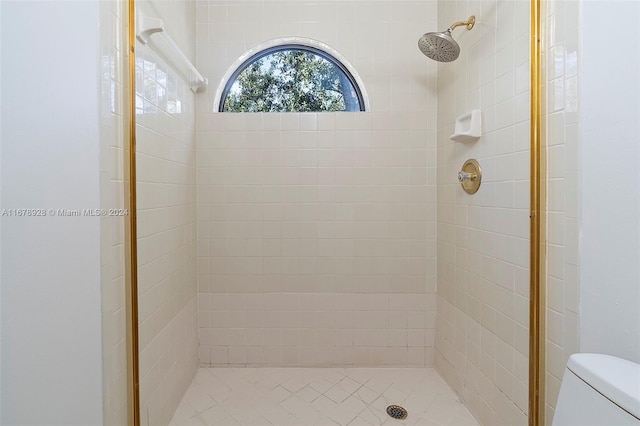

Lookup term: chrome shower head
[418,30,460,62]
[418,15,475,62]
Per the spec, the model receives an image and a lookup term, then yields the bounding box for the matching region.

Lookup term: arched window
[218,44,366,112]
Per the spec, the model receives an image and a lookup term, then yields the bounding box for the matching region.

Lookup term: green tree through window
[220,47,364,112]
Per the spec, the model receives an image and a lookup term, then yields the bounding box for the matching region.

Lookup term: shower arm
[448,15,476,32]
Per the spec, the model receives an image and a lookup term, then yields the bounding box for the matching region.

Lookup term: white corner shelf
[450,110,481,142]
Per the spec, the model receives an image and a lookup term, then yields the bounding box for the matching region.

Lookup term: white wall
[544,0,582,420]
[435,0,531,424]
[196,0,439,368]
[0,1,104,424]
[546,2,640,421]
[135,1,199,424]
[99,0,128,424]
[579,0,640,363]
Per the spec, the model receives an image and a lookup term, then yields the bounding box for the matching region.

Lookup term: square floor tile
[170,368,479,426]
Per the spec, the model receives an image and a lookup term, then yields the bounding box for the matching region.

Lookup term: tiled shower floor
[169,368,479,426]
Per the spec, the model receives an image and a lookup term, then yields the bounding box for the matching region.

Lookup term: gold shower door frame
[122,0,547,424]
[124,0,140,424]
[529,0,546,424]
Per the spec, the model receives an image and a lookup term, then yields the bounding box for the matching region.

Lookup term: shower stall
[125,0,535,424]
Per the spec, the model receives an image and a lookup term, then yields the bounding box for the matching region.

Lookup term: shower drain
[386,405,408,420]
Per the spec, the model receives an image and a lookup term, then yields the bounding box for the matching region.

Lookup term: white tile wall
[196,1,439,368]
[434,0,530,424]
[99,1,127,424]
[544,0,581,423]
[141,0,196,63]
[135,2,199,423]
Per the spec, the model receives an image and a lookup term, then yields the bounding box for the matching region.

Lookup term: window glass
[220,46,364,112]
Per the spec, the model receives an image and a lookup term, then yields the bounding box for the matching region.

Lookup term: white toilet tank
[553,353,640,426]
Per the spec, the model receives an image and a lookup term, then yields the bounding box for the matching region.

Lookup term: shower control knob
[458,159,482,194]
[458,171,476,182]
